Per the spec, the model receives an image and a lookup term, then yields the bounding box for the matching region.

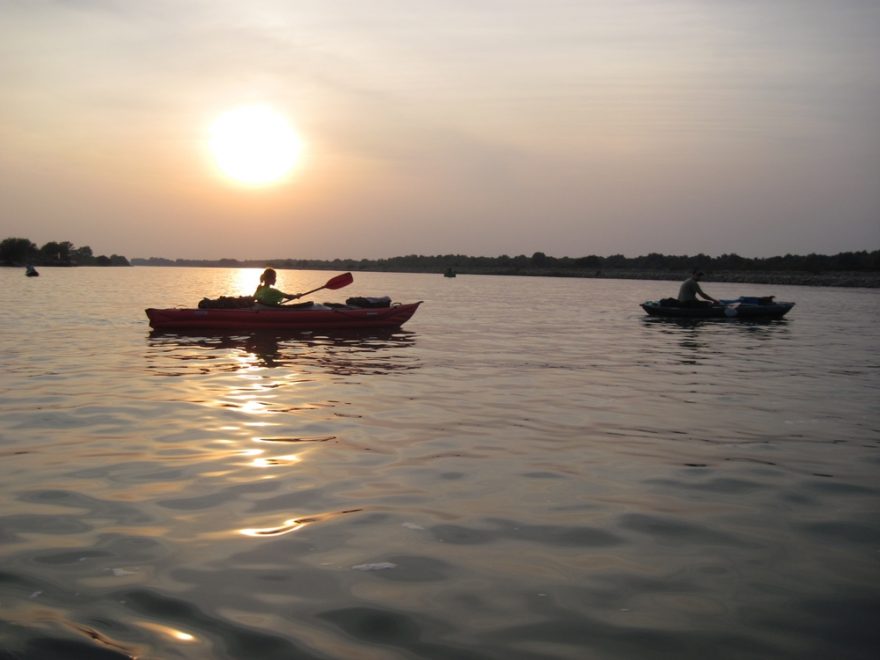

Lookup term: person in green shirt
[254,268,301,306]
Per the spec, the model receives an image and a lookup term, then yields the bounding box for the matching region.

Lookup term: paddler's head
[260,268,277,285]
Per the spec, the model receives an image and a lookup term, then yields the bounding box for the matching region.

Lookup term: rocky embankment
[698,271,879,288]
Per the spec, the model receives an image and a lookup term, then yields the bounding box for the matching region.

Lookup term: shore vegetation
[5,236,877,286]
[132,250,880,287]
[0,238,130,267]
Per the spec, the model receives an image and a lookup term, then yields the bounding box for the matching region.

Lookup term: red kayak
[146,301,422,331]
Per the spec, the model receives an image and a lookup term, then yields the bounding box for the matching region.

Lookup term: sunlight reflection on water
[0,267,877,659]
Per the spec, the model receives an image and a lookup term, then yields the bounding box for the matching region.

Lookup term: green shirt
[254,285,286,305]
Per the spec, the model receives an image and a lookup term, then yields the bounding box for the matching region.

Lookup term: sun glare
[208,104,303,187]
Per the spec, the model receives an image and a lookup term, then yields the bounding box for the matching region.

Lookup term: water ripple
[1,269,877,658]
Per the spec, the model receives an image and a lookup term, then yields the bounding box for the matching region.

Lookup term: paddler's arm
[695,284,720,304]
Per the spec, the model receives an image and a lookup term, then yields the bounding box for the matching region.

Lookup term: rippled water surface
[1,267,878,659]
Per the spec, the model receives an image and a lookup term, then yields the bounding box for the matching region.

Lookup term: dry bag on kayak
[198,295,255,309]
[345,296,392,308]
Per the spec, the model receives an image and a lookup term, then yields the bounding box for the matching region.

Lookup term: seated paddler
[254,268,301,306]
[677,269,720,307]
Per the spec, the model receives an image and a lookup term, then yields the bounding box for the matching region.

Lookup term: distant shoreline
[498,268,880,288]
[7,261,878,288]
[6,240,875,288]
[1,263,129,268]
[125,262,879,288]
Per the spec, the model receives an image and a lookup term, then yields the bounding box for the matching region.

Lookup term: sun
[208,104,304,187]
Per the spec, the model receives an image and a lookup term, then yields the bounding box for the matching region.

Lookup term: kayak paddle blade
[325,272,354,290]
[295,272,355,299]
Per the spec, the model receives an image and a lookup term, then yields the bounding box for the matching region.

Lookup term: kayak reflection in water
[254,268,301,306]
[677,270,720,307]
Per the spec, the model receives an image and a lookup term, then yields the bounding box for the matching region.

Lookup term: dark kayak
[641,296,794,319]
[146,301,422,331]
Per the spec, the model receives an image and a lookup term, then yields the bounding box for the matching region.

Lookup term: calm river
[0,267,878,659]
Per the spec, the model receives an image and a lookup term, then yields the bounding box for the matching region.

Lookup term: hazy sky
[2,0,878,260]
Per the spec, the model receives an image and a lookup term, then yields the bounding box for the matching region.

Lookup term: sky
[1,0,878,260]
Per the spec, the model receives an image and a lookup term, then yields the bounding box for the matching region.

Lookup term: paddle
[290,272,353,300]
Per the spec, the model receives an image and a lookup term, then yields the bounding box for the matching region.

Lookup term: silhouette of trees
[129,249,879,279]
[0,238,37,264]
[0,237,129,266]
[39,241,74,261]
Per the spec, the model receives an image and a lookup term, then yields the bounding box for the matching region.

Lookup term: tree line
[0,238,130,267]
[5,235,876,276]
[132,250,879,275]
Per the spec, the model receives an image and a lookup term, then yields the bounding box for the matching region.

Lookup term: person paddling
[678,270,720,306]
[254,268,301,306]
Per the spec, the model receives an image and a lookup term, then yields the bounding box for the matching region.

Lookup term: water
[1,267,878,659]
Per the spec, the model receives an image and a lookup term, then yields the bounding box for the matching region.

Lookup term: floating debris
[255,435,336,444]
[352,562,397,571]
[111,568,138,576]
